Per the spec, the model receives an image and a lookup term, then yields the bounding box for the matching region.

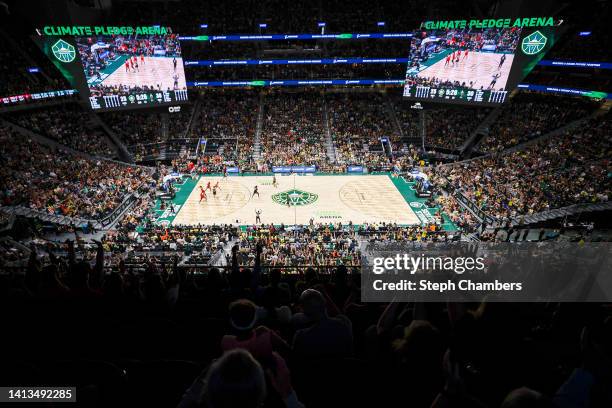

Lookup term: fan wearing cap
[221,299,290,366]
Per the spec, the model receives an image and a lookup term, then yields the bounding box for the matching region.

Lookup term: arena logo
[272,189,318,206]
[168,106,181,113]
[521,31,547,55]
[314,210,343,219]
[51,39,76,63]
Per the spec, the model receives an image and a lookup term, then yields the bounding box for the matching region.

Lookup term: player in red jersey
[199,186,207,202]
[125,60,130,72]
[445,54,451,66]
[140,54,145,65]
[463,49,469,60]
[205,181,211,191]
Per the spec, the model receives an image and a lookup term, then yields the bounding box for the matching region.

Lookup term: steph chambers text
[373,279,523,292]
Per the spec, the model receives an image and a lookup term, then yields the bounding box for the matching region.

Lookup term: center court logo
[521,31,547,55]
[51,39,76,63]
[272,189,318,206]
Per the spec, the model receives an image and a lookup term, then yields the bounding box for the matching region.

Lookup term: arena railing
[0,205,97,229]
[437,175,495,225]
[98,193,139,228]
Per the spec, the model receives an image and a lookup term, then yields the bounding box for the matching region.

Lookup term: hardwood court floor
[171,174,420,226]
[415,51,514,90]
[100,56,187,91]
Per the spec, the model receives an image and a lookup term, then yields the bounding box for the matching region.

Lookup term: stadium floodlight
[27,67,40,73]
[200,24,208,29]
[377,21,386,27]
[259,23,267,28]
[318,22,326,27]
[578,31,591,36]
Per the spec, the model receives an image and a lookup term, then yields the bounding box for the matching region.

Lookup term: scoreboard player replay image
[403,17,558,105]
[34,25,188,111]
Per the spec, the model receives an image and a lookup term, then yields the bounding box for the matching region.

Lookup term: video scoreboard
[32,19,558,110]
[404,87,509,104]
[403,17,559,106]
[34,25,188,112]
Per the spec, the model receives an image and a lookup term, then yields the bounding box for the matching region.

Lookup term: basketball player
[255,210,262,224]
[214,181,221,190]
[498,54,506,70]
[125,60,130,72]
[272,175,278,188]
[489,72,501,89]
[444,54,451,66]
[212,185,217,199]
[173,57,177,71]
[205,181,212,192]
[455,50,461,64]
[252,185,259,198]
[134,59,139,72]
[173,73,179,89]
[199,186,207,202]
[462,49,469,60]
[140,54,145,65]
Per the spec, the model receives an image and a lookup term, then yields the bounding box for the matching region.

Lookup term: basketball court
[170,174,421,226]
[88,55,187,91]
[409,50,514,90]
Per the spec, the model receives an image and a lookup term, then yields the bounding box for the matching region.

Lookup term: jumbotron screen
[34,26,188,111]
[403,18,559,105]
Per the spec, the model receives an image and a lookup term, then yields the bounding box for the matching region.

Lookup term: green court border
[87,55,130,85]
[145,173,457,231]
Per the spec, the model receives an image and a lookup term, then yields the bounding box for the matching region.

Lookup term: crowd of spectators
[479,92,601,153]
[425,106,490,150]
[327,91,399,167]
[190,89,258,168]
[4,104,117,157]
[102,111,163,147]
[259,91,329,169]
[168,104,193,137]
[437,111,611,220]
[2,225,610,406]
[0,126,150,220]
[235,223,361,268]
[389,96,491,151]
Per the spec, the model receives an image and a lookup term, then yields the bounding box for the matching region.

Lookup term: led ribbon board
[184,58,410,66]
[179,33,413,41]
